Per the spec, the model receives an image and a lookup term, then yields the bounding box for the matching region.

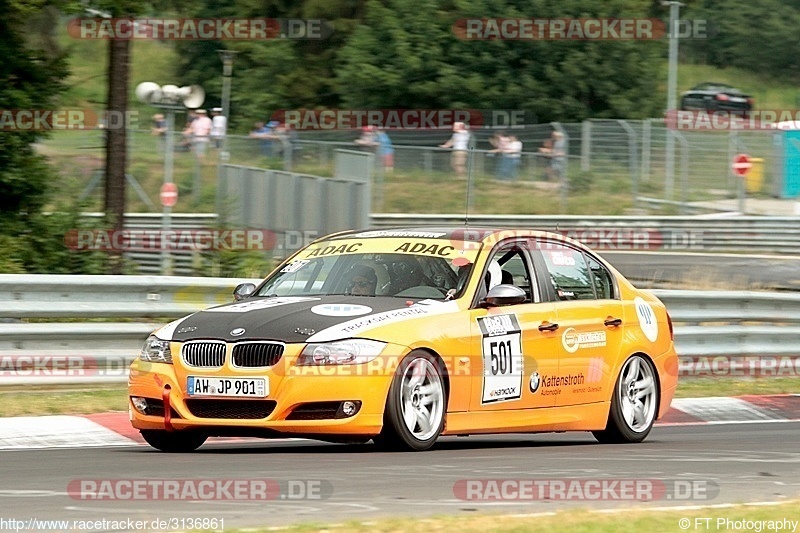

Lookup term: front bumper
[128,342,409,437]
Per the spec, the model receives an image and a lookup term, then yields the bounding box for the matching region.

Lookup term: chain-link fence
[45,119,788,216]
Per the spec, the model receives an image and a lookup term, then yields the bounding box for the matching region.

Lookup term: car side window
[475,244,538,304]
[586,255,616,300]
[540,244,595,301]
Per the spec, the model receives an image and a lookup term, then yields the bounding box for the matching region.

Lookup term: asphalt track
[605,251,800,290]
[2,422,800,530]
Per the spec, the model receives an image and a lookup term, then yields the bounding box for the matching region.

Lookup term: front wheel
[593,354,658,444]
[140,430,207,452]
[375,351,446,451]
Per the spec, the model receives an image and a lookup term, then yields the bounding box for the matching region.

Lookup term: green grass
[232,501,800,532]
[0,386,128,417]
[2,377,796,417]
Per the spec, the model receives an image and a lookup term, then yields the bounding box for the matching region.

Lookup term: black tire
[593,354,659,444]
[140,430,207,452]
[374,351,446,451]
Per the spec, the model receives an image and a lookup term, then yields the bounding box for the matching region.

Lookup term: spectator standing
[489,131,510,180]
[550,130,566,183]
[439,121,471,178]
[538,138,554,181]
[210,107,226,149]
[191,109,212,163]
[375,127,394,174]
[151,113,167,153]
[249,121,272,156]
[505,135,522,180]
[355,126,394,174]
[178,110,197,152]
[354,125,377,148]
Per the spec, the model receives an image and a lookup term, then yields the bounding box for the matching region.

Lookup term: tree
[336,0,664,121]
[680,0,800,80]
[0,1,66,268]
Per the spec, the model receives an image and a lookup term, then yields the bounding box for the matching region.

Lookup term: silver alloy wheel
[400,357,444,441]
[618,355,657,432]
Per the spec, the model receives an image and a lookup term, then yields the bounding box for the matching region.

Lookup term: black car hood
[165,295,418,344]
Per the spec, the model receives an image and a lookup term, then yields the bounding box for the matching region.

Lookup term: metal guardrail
[370,214,800,253]
[0,277,797,385]
[88,213,800,276]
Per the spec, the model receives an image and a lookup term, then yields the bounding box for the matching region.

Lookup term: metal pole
[217,50,236,218]
[664,1,682,200]
[161,108,175,275]
[219,51,235,161]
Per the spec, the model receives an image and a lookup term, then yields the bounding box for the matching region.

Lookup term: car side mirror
[483,284,526,307]
[233,283,256,301]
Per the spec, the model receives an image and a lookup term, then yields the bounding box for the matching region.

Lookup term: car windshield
[256,238,479,300]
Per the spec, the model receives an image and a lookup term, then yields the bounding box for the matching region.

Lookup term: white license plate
[187,376,267,397]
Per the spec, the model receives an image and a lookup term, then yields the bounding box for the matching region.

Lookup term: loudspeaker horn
[134,82,162,104]
[179,85,205,109]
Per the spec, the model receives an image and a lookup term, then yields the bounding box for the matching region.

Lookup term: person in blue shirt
[374,127,394,173]
[249,121,273,156]
[356,125,394,173]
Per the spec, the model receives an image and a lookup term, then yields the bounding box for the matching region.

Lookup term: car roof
[693,82,739,90]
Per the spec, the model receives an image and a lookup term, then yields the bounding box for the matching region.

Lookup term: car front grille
[232,342,284,367]
[184,399,277,419]
[182,341,226,368]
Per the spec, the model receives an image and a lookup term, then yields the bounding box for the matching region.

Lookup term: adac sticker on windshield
[304,243,362,257]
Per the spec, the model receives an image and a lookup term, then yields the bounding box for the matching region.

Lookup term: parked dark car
[680,82,753,113]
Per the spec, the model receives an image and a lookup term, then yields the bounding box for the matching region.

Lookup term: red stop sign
[732,153,752,176]
[160,182,178,207]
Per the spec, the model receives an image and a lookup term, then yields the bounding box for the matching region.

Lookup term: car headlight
[139,335,173,364]
[297,339,386,365]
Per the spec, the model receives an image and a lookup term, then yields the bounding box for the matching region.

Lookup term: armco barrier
[0,276,798,384]
[84,213,800,275]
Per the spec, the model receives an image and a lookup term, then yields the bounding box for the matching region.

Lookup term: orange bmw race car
[129,228,678,452]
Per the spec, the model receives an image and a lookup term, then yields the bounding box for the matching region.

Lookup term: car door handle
[604,317,622,327]
[538,321,559,332]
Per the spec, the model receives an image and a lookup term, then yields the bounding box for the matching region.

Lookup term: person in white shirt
[505,135,522,180]
[210,107,227,149]
[439,121,471,178]
[191,109,213,162]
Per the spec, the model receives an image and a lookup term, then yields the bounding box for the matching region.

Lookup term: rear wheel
[593,354,658,444]
[140,430,207,452]
[374,351,445,451]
